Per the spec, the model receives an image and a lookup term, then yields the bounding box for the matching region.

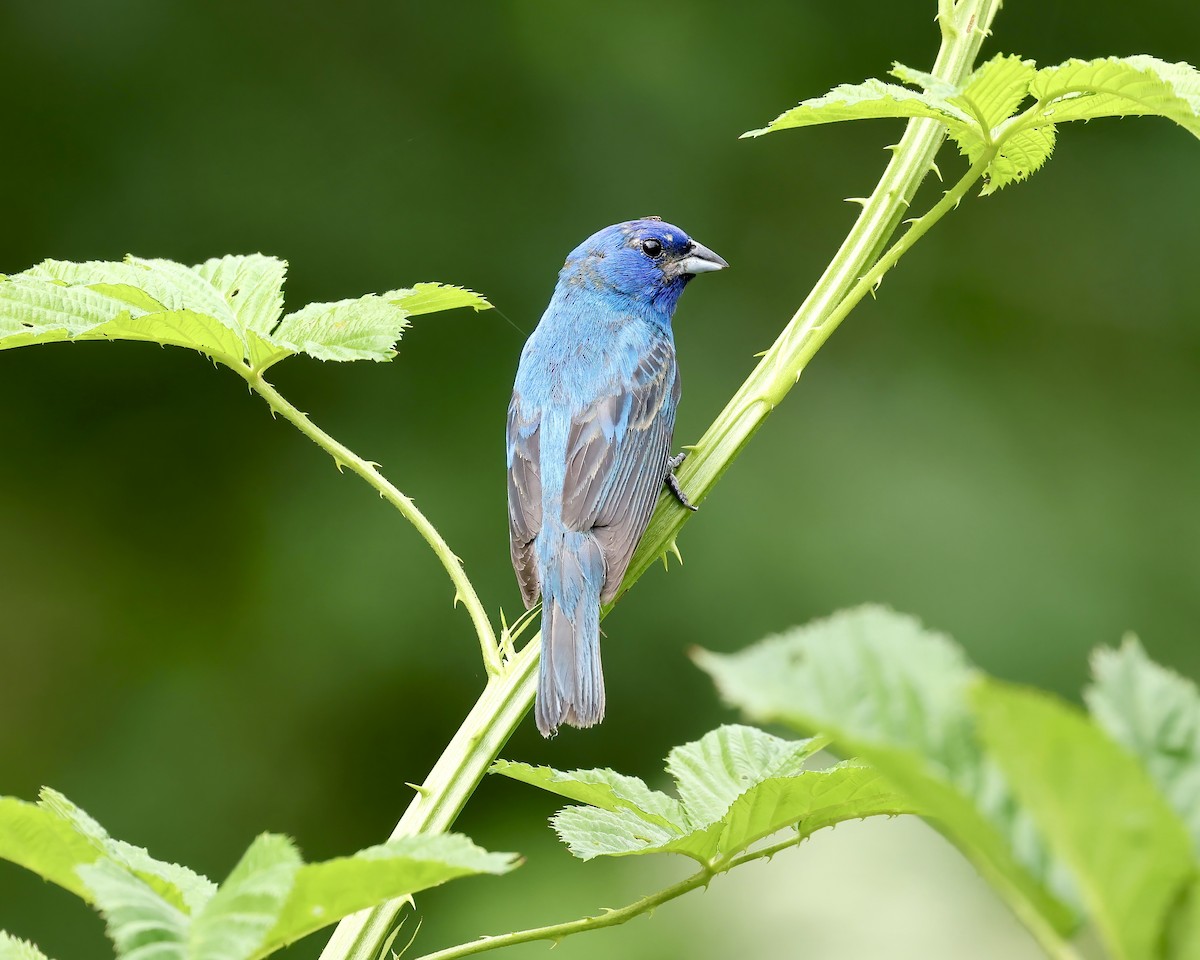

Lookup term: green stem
[411,835,806,960]
[319,4,1004,959]
[238,370,502,678]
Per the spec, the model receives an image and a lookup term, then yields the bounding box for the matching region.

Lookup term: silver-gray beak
[677,240,729,276]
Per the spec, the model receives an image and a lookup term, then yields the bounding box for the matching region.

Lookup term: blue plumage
[507,218,727,736]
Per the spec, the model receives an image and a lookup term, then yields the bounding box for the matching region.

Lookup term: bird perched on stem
[507,218,728,737]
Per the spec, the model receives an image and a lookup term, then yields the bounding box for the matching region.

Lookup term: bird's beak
[677,241,729,276]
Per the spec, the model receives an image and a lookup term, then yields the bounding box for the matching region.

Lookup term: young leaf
[495,724,915,864]
[4,255,492,370]
[269,293,412,363]
[743,78,971,138]
[188,834,301,960]
[889,62,959,101]
[0,797,101,899]
[78,859,188,960]
[38,788,216,914]
[952,54,1036,131]
[954,122,1057,195]
[1085,637,1200,853]
[0,276,133,347]
[389,283,491,318]
[194,255,287,335]
[0,932,54,960]
[125,257,243,336]
[1031,55,1200,137]
[694,606,1077,936]
[260,834,517,957]
[82,311,247,367]
[974,681,1197,960]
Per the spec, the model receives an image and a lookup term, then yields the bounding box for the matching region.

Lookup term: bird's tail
[536,530,605,737]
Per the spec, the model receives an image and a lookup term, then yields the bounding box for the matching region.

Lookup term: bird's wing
[562,336,678,604]
[507,394,542,608]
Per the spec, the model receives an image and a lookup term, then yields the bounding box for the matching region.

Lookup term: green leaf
[975,680,1197,960]
[743,78,971,138]
[389,282,491,317]
[495,724,914,864]
[3,255,491,371]
[1085,637,1200,853]
[954,122,1057,195]
[0,796,103,899]
[952,54,1036,131]
[37,788,216,914]
[270,292,412,362]
[889,62,959,101]
[126,257,242,336]
[1031,55,1200,138]
[194,255,287,335]
[1164,877,1200,960]
[0,276,133,346]
[260,834,517,958]
[82,311,247,366]
[78,859,188,960]
[0,933,54,960]
[188,834,301,960]
[491,760,687,830]
[694,606,1077,936]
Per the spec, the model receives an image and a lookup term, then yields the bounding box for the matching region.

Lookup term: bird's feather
[561,335,678,602]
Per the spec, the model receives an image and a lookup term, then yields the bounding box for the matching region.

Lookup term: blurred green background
[1,1,1197,957]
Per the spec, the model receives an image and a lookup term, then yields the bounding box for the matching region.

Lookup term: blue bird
[507,218,728,737]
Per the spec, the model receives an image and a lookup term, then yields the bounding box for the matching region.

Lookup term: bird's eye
[641,238,663,258]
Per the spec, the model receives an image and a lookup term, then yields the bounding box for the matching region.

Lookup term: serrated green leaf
[189,834,300,960]
[1086,637,1200,854]
[4,254,491,372]
[695,606,1077,937]
[389,282,491,317]
[81,311,246,366]
[245,330,294,372]
[0,932,54,960]
[78,859,188,960]
[0,796,101,899]
[194,254,287,336]
[270,292,412,362]
[975,681,1196,960]
[1031,55,1200,138]
[664,723,827,825]
[126,257,242,335]
[87,283,168,312]
[498,724,913,865]
[0,276,133,345]
[955,122,1057,195]
[260,834,516,958]
[492,761,686,829]
[953,54,1036,131]
[889,62,959,101]
[743,78,971,138]
[36,789,216,914]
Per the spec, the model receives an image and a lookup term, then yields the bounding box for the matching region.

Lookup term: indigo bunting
[507,218,727,737]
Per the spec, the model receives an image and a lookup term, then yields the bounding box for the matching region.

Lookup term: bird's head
[559,217,728,315]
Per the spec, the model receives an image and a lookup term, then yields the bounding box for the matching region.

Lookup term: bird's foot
[665,452,698,512]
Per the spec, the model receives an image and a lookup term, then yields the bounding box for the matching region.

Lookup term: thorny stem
[237,369,503,678]
[320,2,1009,959]
[410,834,810,960]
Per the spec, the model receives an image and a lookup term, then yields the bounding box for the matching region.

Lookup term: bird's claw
[665,452,698,511]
